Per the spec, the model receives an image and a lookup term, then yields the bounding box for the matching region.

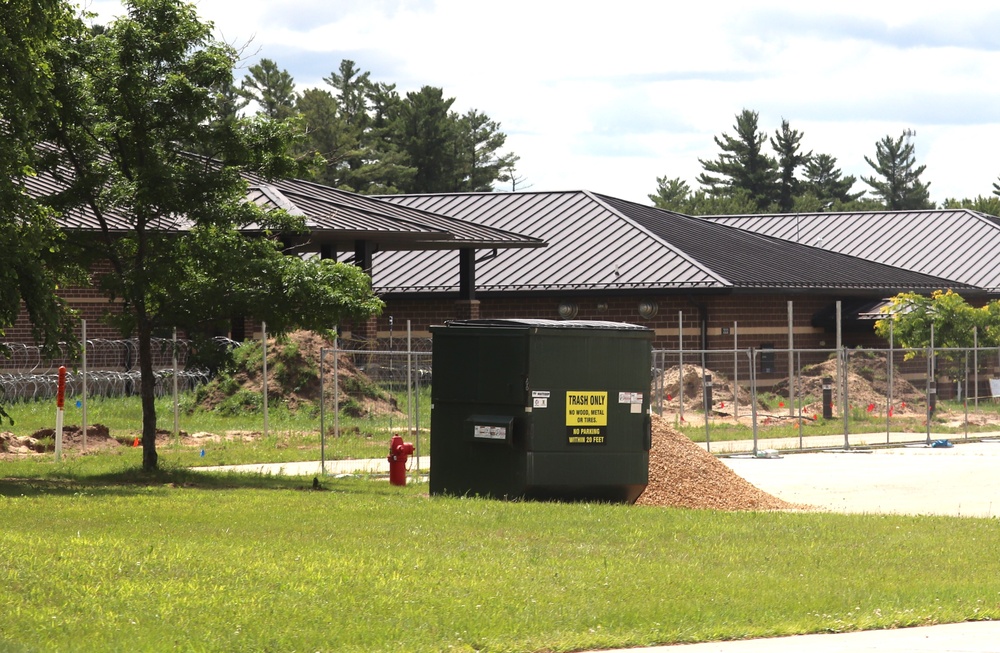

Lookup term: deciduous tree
[0,0,84,423]
[16,0,382,469]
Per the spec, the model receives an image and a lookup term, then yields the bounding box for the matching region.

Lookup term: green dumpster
[429,319,653,503]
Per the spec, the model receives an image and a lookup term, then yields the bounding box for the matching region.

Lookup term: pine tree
[240,58,297,119]
[770,119,811,212]
[803,153,864,207]
[697,109,779,212]
[861,130,933,210]
[648,176,692,211]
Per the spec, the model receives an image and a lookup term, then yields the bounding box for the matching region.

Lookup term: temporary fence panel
[319,346,431,471]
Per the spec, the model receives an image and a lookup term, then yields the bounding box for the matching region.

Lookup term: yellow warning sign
[565,391,608,426]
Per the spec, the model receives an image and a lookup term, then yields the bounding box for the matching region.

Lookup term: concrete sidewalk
[592,621,1000,652]
[196,456,427,477]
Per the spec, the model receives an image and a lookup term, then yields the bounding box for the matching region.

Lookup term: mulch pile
[635,413,801,511]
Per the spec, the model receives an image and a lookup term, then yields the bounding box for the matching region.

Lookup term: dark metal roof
[701,209,1000,292]
[21,149,543,252]
[596,194,964,291]
[376,191,726,292]
[257,177,544,251]
[375,191,968,294]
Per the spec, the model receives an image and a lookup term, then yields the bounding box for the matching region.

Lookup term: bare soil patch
[1,423,119,457]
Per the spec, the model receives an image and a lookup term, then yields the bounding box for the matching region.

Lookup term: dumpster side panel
[429,327,530,498]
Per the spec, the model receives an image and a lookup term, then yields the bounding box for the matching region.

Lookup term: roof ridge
[586,192,734,286]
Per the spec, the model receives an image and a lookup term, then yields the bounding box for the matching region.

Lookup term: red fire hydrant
[388,434,415,486]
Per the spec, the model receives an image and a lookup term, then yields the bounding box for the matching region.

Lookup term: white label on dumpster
[533,397,548,408]
[474,425,507,440]
[619,392,643,404]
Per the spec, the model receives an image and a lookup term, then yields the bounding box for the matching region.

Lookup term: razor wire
[0,337,234,403]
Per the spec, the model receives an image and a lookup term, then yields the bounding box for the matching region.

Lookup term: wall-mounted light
[557,301,579,319]
[596,302,608,313]
[637,300,658,319]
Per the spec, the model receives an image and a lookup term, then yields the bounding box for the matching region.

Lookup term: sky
[87,0,1000,206]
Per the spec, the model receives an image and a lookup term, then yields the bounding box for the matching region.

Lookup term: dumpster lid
[439,318,651,331]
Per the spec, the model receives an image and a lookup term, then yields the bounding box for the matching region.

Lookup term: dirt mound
[654,364,756,410]
[635,413,800,511]
[776,355,924,415]
[198,330,402,417]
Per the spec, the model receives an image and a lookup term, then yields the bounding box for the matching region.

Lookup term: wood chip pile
[635,413,800,511]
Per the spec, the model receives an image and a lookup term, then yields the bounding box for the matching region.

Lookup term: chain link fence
[8,325,1000,462]
[0,337,219,403]
[652,345,1000,453]
[318,342,431,467]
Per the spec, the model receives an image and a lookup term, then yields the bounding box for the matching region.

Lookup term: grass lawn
[2,453,1000,652]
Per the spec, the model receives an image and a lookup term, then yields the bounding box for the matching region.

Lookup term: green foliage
[941,195,1000,216]
[5,0,383,469]
[861,130,934,210]
[657,111,871,216]
[648,177,759,215]
[288,59,519,194]
[873,290,996,358]
[239,58,297,119]
[214,388,263,415]
[803,153,864,207]
[270,338,316,393]
[697,108,780,212]
[771,119,811,212]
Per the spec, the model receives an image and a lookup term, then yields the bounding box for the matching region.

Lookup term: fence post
[678,311,684,424]
[964,350,970,439]
[703,372,712,453]
[320,347,326,476]
[749,348,759,456]
[262,321,268,440]
[733,322,738,419]
[333,334,340,444]
[172,327,179,439]
[887,323,893,444]
[842,347,849,450]
[787,301,794,417]
[408,320,418,471]
[81,319,87,453]
[974,326,979,412]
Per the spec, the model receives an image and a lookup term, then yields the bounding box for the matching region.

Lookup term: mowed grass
[2,392,429,465]
[2,456,1000,652]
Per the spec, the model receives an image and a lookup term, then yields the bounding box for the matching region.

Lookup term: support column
[454,299,481,320]
[459,249,476,301]
[354,240,375,274]
[349,315,379,344]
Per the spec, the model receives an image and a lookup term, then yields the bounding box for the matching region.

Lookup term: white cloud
[85,0,1000,205]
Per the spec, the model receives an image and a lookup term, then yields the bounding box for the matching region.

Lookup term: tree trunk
[138,316,158,471]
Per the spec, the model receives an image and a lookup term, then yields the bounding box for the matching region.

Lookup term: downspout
[685,295,708,367]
